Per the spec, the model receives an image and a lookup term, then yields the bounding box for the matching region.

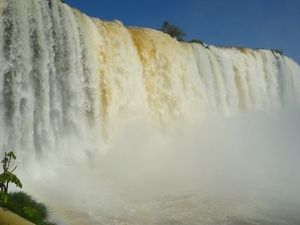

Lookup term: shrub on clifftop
[159,21,187,41]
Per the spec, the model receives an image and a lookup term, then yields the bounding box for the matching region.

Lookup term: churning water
[1,0,300,224]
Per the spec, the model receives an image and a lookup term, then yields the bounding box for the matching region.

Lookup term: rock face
[0,207,34,225]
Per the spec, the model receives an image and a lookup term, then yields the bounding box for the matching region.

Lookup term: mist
[19,106,300,224]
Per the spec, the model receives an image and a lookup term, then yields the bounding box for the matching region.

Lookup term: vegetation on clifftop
[158,21,206,47]
[159,21,187,41]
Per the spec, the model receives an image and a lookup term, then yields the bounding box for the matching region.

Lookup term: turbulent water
[1,0,300,224]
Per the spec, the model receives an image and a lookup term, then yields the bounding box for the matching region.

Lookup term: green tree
[159,21,187,41]
[189,39,204,45]
[0,151,23,206]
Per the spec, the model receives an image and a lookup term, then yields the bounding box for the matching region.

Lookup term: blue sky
[64,0,300,65]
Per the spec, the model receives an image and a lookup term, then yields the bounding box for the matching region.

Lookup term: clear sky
[64,0,300,65]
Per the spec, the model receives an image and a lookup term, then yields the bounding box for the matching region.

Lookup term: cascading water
[1,0,300,224]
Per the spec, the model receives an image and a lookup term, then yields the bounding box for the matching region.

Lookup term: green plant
[189,39,204,45]
[23,206,38,219]
[0,151,23,206]
[159,21,187,41]
[6,192,54,225]
[0,152,56,224]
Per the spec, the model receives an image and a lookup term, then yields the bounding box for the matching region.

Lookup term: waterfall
[1,1,300,224]
[1,0,299,154]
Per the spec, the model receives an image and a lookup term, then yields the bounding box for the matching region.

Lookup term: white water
[1,0,300,224]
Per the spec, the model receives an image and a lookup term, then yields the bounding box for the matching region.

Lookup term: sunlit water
[1,0,300,224]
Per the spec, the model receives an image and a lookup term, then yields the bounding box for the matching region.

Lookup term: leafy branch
[0,151,23,206]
